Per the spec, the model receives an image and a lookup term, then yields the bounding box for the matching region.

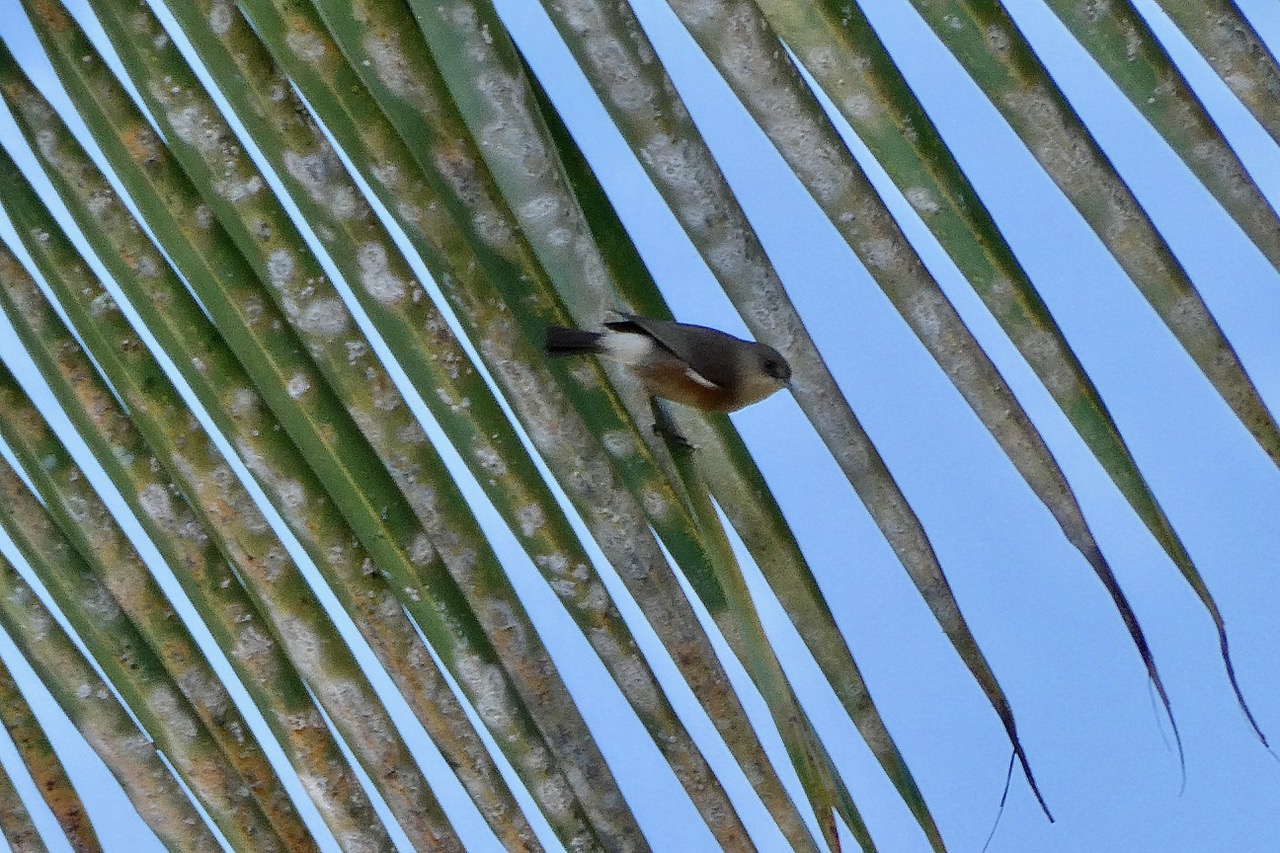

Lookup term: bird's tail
[544,325,603,356]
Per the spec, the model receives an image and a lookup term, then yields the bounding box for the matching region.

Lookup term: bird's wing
[608,315,742,388]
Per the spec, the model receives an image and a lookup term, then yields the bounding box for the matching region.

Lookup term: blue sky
[0,0,1278,850]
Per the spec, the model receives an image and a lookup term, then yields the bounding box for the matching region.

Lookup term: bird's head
[756,345,792,387]
[726,343,792,410]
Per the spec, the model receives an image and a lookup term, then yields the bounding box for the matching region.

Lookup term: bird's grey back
[606,314,754,387]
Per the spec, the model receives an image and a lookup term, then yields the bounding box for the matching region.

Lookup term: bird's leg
[649,397,693,452]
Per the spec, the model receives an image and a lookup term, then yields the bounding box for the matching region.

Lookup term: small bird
[545,314,791,412]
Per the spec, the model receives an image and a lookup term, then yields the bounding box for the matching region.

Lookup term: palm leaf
[1044,0,1280,270]
[0,549,221,851]
[0,654,99,853]
[0,0,1273,849]
[1155,0,1280,145]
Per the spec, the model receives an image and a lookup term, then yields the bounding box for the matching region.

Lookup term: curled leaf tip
[1012,740,1054,823]
[981,750,1016,853]
[1218,628,1270,750]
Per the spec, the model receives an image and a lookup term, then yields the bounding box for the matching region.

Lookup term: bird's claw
[652,418,693,450]
[649,398,694,451]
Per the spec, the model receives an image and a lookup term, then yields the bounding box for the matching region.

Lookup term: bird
[544,314,791,413]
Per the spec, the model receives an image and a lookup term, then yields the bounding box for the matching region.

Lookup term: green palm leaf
[0,0,1274,849]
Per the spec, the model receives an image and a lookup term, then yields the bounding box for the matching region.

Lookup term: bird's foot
[650,398,694,452]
